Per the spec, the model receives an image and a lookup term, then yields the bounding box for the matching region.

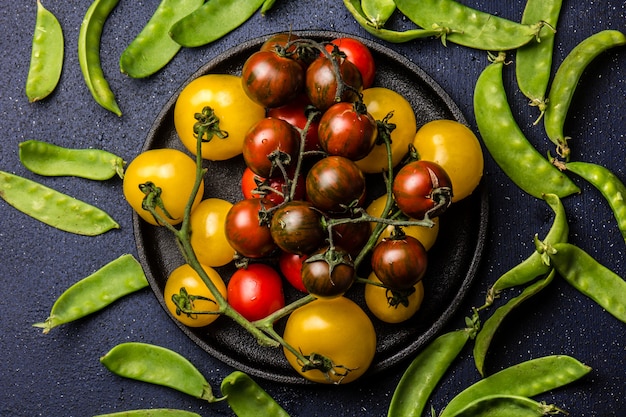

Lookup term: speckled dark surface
[1,1,625,416]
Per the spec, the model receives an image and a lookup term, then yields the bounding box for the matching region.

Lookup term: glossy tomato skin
[282,296,376,384]
[306,155,366,213]
[240,166,305,204]
[371,235,428,290]
[260,33,312,69]
[189,198,235,267]
[305,55,362,111]
[326,37,376,88]
[364,272,424,324]
[331,218,372,258]
[227,264,285,321]
[270,200,327,255]
[241,50,305,108]
[392,160,453,220]
[224,198,277,258]
[174,74,265,161]
[268,94,321,152]
[301,247,355,298]
[164,263,227,328]
[243,117,300,178]
[123,148,203,226]
[278,251,308,292]
[317,101,377,161]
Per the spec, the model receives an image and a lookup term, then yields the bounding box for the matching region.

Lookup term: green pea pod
[79,0,122,116]
[544,30,626,158]
[387,323,477,417]
[19,140,125,180]
[474,269,555,376]
[474,53,580,199]
[540,242,626,323]
[0,170,119,236]
[169,0,265,48]
[94,410,201,417]
[26,0,64,102]
[450,394,566,417]
[100,342,223,403]
[120,0,204,78]
[565,161,626,244]
[220,371,290,417]
[33,254,147,333]
[484,193,568,305]
[439,355,591,417]
[260,0,277,15]
[361,0,396,28]
[343,0,450,44]
[394,0,544,51]
[515,0,562,120]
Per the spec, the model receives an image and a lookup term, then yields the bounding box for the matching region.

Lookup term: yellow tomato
[365,272,424,323]
[189,198,235,267]
[164,263,227,327]
[413,119,484,202]
[174,74,265,161]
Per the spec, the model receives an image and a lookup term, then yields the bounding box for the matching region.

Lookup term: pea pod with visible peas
[449,394,566,417]
[119,0,203,78]
[94,410,201,417]
[536,241,626,323]
[474,52,580,199]
[393,0,545,51]
[544,30,626,158]
[33,254,147,333]
[0,170,119,236]
[19,140,125,180]
[26,0,64,103]
[79,0,122,116]
[221,371,290,417]
[169,0,265,48]
[100,342,223,403]
[439,355,591,417]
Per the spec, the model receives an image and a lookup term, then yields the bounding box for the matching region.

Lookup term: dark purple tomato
[317,101,377,161]
[270,200,327,255]
[224,198,277,258]
[371,235,428,290]
[306,155,366,213]
[331,218,372,259]
[242,117,300,178]
[301,246,355,298]
[305,55,362,111]
[268,94,321,152]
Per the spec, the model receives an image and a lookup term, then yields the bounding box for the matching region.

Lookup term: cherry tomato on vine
[189,198,235,267]
[355,87,417,173]
[242,117,300,178]
[412,119,484,202]
[240,166,305,204]
[301,246,355,299]
[305,55,362,111]
[392,160,453,220]
[260,33,312,69]
[268,94,321,152]
[270,200,326,255]
[371,235,428,290]
[326,37,376,88]
[278,251,308,292]
[364,272,424,324]
[164,263,227,328]
[174,74,265,161]
[306,155,366,213]
[331,217,371,258]
[227,264,285,322]
[282,296,376,384]
[317,101,377,161]
[123,148,203,226]
[224,198,277,258]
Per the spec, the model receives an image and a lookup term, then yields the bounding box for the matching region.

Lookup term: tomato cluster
[122,34,484,384]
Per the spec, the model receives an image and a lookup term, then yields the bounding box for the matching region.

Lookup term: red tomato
[326,38,376,88]
[268,94,321,152]
[227,264,285,321]
[317,101,377,161]
[278,251,309,292]
[224,198,277,258]
[240,167,305,204]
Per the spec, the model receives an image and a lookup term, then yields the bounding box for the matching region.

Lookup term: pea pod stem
[361,0,396,29]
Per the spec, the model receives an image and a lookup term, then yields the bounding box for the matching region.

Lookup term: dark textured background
[1,1,624,416]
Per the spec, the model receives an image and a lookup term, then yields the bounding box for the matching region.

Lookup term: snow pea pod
[566,161,626,244]
[33,254,147,333]
[79,0,122,116]
[94,410,201,417]
[100,342,222,402]
[474,270,555,376]
[26,0,64,102]
[221,371,290,417]
[474,53,580,199]
[119,0,203,78]
[19,140,125,180]
[538,242,626,323]
[343,0,451,43]
[450,394,566,417]
[361,0,396,28]
[394,0,544,51]
[439,355,591,417]
[0,170,119,236]
[515,0,562,120]
[387,320,478,417]
[544,30,626,158]
[169,0,265,48]
[484,193,568,306]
